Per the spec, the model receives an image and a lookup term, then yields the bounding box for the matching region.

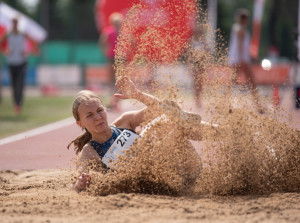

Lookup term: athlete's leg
[136,117,202,191]
[158,99,227,141]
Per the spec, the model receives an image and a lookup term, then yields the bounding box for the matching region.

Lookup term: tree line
[2,0,298,60]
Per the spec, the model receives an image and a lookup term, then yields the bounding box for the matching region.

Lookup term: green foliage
[1,0,31,16]
[217,0,298,60]
[4,0,299,60]
[217,0,253,41]
[37,0,99,40]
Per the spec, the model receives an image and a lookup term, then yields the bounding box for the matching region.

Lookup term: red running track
[0,112,122,170]
[0,91,299,170]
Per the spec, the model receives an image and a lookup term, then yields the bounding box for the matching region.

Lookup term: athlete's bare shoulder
[79,143,100,161]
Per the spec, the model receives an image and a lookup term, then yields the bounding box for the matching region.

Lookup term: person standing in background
[99,12,123,111]
[189,23,209,108]
[229,9,263,113]
[0,17,28,114]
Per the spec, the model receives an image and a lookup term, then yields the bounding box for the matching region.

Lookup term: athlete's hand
[114,76,140,100]
[71,173,91,192]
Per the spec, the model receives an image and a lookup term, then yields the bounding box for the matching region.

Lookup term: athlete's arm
[113,76,163,130]
[70,145,100,192]
[112,107,148,131]
[114,76,161,108]
[24,33,39,56]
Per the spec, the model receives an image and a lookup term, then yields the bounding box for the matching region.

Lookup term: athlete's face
[76,99,109,135]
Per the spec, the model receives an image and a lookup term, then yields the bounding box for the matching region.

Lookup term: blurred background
[0,0,299,138]
[0,0,298,88]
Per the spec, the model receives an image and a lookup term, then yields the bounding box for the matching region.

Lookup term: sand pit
[0,169,300,223]
[1,97,299,222]
[1,95,300,222]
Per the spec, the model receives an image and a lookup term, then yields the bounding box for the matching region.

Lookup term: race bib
[102,129,139,167]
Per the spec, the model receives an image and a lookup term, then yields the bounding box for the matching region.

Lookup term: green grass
[0,96,74,139]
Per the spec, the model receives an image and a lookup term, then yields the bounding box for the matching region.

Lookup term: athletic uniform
[89,116,168,168]
[90,126,138,168]
[228,24,250,65]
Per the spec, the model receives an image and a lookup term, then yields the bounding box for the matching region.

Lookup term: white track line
[0,117,75,146]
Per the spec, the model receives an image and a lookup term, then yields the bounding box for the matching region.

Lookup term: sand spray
[75,0,300,196]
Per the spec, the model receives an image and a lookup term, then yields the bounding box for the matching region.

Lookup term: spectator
[228,9,263,113]
[0,17,31,114]
[99,12,123,111]
[189,23,209,108]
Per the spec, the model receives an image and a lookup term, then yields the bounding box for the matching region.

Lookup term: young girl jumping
[67,76,222,192]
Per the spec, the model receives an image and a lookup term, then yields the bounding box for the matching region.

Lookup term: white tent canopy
[0,2,47,42]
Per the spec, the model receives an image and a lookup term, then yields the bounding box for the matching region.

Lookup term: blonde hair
[67,90,104,154]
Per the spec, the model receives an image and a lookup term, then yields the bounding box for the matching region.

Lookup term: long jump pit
[0,94,300,223]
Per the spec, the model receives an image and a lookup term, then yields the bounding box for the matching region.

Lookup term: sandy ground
[0,169,300,223]
[1,87,300,223]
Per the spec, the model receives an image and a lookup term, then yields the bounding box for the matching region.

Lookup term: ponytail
[67,130,92,154]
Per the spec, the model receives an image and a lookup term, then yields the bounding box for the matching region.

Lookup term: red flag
[95,0,196,64]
